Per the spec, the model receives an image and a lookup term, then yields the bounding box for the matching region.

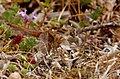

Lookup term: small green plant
[59,19,66,25]
[23,61,35,69]
[10,4,20,13]
[51,18,57,22]
[2,11,14,22]
[20,69,28,76]
[12,17,23,25]
[19,54,28,61]
[2,4,20,24]
[79,21,90,28]
[5,28,13,38]
[8,64,17,72]
[19,37,37,51]
[24,0,30,2]
[80,0,92,6]
[90,7,103,20]
[23,61,29,68]
[0,24,5,35]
